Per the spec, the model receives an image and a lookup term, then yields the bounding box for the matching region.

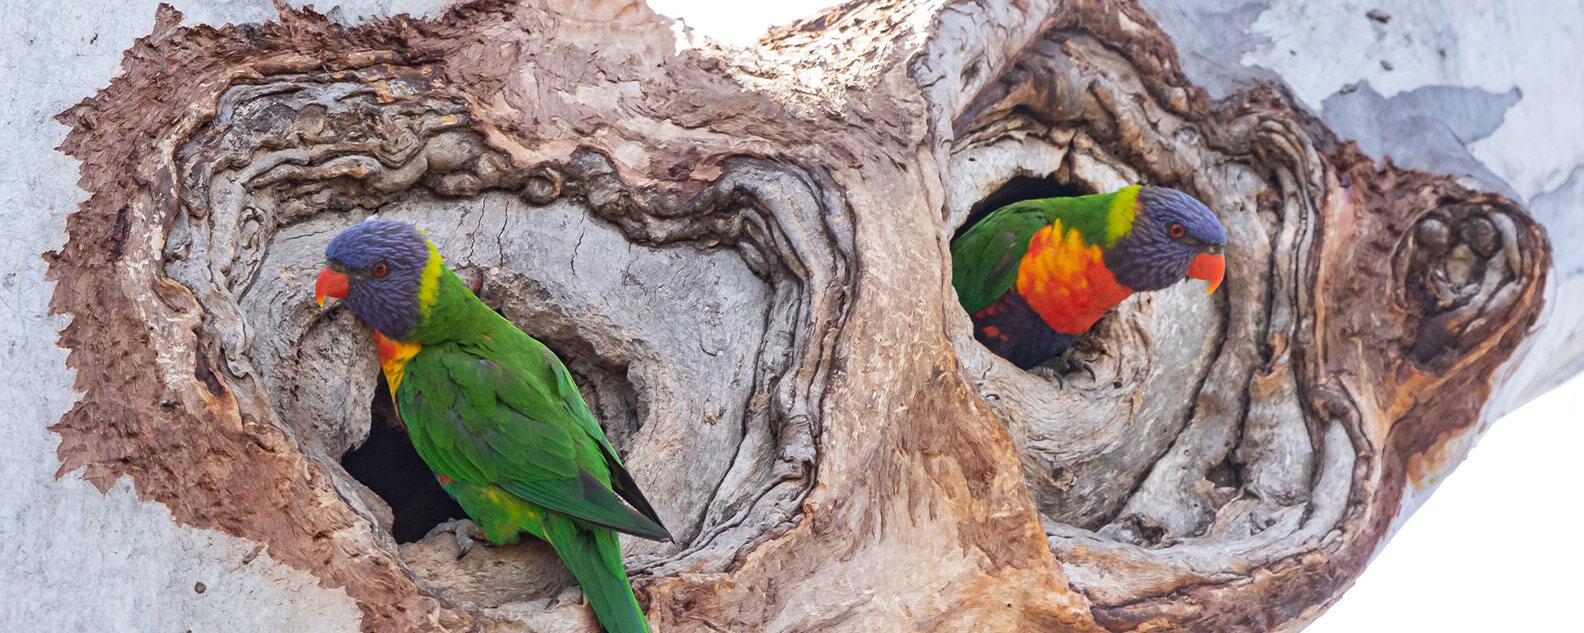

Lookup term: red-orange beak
[1188,251,1225,295]
[315,268,349,306]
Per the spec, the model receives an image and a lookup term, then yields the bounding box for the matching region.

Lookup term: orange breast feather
[374,331,422,393]
[1013,222,1133,334]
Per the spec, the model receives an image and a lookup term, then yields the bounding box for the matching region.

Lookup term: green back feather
[396,267,670,541]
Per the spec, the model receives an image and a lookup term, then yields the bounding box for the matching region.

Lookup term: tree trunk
[11,0,1572,631]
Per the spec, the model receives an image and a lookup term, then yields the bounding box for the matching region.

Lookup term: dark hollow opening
[341,378,466,544]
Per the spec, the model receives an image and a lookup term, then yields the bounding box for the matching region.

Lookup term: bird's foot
[1031,354,1095,387]
[1027,364,1064,384]
[425,518,489,560]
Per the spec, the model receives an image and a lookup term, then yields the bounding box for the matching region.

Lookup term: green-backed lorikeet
[952,185,1227,370]
[315,221,670,633]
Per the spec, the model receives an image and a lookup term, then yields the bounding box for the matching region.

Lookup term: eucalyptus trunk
[10,1,1570,632]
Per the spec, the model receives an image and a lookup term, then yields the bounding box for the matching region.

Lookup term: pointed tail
[544,515,649,633]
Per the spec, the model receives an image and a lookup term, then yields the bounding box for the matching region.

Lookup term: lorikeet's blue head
[1105,186,1227,293]
[316,220,435,339]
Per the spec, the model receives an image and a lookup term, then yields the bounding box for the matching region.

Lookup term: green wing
[951,203,1053,313]
[397,327,671,542]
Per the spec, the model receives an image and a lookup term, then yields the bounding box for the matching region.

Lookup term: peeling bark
[44,1,1549,631]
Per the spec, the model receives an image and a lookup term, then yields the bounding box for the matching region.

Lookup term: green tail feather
[544,515,649,633]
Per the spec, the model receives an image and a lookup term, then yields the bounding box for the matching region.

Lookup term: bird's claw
[1032,354,1095,387]
[1028,364,1067,386]
[425,518,488,560]
[1069,357,1097,382]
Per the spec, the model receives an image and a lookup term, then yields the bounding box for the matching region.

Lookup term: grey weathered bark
[15,0,1568,631]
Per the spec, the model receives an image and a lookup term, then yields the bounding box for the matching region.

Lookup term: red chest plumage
[1013,224,1133,334]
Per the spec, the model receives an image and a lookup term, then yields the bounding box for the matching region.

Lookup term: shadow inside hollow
[341,378,466,543]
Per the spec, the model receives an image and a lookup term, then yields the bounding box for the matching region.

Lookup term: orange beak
[1188,252,1225,295]
[315,268,349,306]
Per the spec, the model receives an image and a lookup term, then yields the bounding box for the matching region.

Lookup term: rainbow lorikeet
[952,185,1226,371]
[315,221,670,633]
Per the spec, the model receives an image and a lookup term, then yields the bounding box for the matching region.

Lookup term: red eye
[370,262,388,278]
[1168,223,1187,239]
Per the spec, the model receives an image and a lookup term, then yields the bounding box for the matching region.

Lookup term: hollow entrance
[341,379,466,544]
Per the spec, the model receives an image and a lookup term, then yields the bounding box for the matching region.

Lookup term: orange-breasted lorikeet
[952,185,1226,370]
[316,221,670,633]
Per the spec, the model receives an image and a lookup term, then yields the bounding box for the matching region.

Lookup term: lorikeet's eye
[1168,222,1187,239]
[371,262,389,278]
